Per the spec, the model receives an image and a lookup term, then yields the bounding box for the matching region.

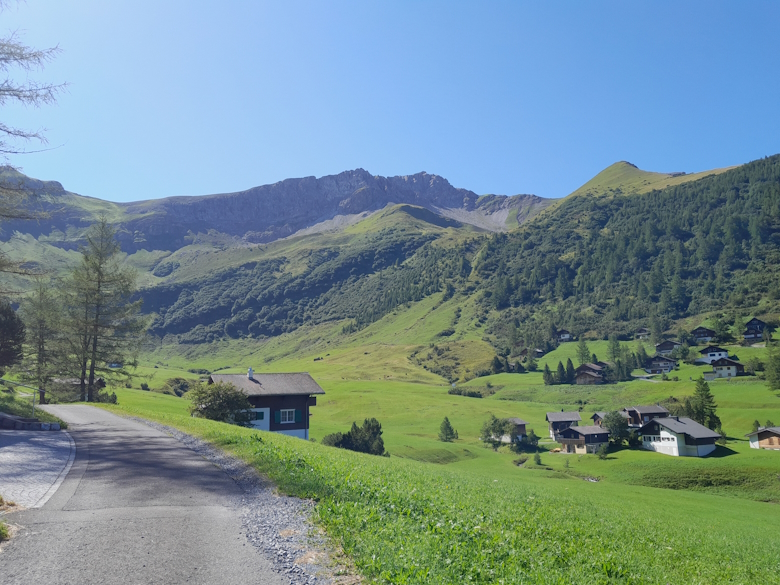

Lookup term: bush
[322,418,387,456]
[159,377,192,397]
[597,444,609,459]
[533,452,542,465]
[140,382,150,391]
[187,381,252,426]
[0,520,8,541]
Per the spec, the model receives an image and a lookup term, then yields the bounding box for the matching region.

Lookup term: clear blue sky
[4,1,780,202]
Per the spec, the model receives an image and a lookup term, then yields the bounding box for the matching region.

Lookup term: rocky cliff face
[1,167,551,252]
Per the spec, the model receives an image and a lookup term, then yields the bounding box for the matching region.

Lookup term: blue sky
[4,1,780,202]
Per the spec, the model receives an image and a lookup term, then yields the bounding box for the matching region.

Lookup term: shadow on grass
[708,445,738,458]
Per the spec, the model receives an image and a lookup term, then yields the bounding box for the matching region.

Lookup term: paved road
[0,430,75,508]
[0,406,286,585]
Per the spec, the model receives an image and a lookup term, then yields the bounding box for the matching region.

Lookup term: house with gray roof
[558,425,610,454]
[622,405,669,427]
[638,416,721,457]
[208,369,325,440]
[545,411,581,440]
[745,426,780,450]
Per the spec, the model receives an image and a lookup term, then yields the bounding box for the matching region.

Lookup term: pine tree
[542,363,553,385]
[607,334,621,363]
[556,361,566,385]
[692,377,720,430]
[576,338,590,366]
[752,420,761,432]
[18,277,60,392]
[565,358,575,384]
[439,417,458,442]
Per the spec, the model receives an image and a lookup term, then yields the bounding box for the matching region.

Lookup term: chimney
[248,367,254,379]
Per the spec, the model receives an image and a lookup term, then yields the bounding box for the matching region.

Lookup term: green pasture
[98,394,780,584]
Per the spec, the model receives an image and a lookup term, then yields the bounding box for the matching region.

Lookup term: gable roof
[506,417,528,425]
[545,411,582,423]
[744,426,780,438]
[563,425,609,437]
[699,346,727,354]
[624,405,669,416]
[639,416,721,439]
[711,357,743,367]
[746,317,766,327]
[691,326,716,335]
[208,372,325,396]
[650,355,676,363]
[655,340,680,350]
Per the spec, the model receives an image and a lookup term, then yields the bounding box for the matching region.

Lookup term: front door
[249,408,270,431]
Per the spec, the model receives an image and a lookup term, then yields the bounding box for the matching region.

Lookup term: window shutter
[274,410,281,424]
[295,409,302,423]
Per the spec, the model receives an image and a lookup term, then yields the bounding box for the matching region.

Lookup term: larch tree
[576,338,590,366]
[18,276,60,390]
[0,297,24,374]
[61,218,145,401]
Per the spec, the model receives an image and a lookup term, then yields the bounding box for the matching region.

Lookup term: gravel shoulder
[132,417,359,585]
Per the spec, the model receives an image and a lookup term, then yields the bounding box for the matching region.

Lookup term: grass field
[100,389,780,584]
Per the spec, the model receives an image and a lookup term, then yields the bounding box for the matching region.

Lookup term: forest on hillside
[479,155,780,351]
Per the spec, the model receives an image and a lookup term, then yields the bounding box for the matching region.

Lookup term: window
[280,409,296,423]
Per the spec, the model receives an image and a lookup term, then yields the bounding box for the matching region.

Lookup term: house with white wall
[638,416,720,457]
[745,426,780,450]
[695,346,729,365]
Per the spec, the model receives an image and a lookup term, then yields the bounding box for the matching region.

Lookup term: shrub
[0,520,8,541]
[597,444,609,460]
[533,452,542,465]
[187,381,252,426]
[160,377,192,397]
[140,382,150,391]
[322,418,387,456]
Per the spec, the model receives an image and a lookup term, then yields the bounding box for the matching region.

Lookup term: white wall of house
[276,428,308,440]
[714,365,737,378]
[248,408,270,432]
[749,436,759,449]
[698,350,728,364]
[642,428,681,456]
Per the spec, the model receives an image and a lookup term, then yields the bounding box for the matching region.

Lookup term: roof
[208,373,325,396]
[711,358,743,367]
[557,329,571,335]
[506,417,528,425]
[744,426,780,437]
[566,425,609,437]
[625,405,669,415]
[650,355,676,363]
[576,363,603,372]
[691,326,716,335]
[699,346,727,354]
[640,416,721,440]
[593,410,629,420]
[636,327,650,333]
[576,370,603,379]
[746,317,766,326]
[546,411,582,423]
[655,340,680,349]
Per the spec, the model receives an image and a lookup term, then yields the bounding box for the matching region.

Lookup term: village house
[545,411,581,440]
[575,363,604,385]
[635,327,651,340]
[645,355,676,375]
[498,418,528,443]
[556,329,573,342]
[557,425,610,454]
[745,426,780,450]
[690,326,716,344]
[746,317,767,332]
[744,318,768,342]
[695,345,729,365]
[654,340,681,356]
[519,348,546,359]
[638,416,720,457]
[208,369,325,440]
[622,405,669,427]
[709,357,745,379]
[591,410,629,427]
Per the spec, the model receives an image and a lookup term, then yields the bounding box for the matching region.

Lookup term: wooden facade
[558,425,610,454]
[746,427,780,450]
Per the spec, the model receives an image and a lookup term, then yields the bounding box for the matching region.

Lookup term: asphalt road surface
[0,405,287,585]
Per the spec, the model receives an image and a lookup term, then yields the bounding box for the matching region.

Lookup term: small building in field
[558,425,610,454]
[208,369,325,440]
[545,411,581,440]
[645,355,676,374]
[499,417,528,443]
[591,410,630,427]
[639,416,720,457]
[622,405,669,427]
[696,346,729,365]
[575,363,605,385]
[556,329,573,342]
[655,340,681,356]
[745,427,780,450]
[710,357,745,378]
[635,327,651,340]
[690,326,716,344]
